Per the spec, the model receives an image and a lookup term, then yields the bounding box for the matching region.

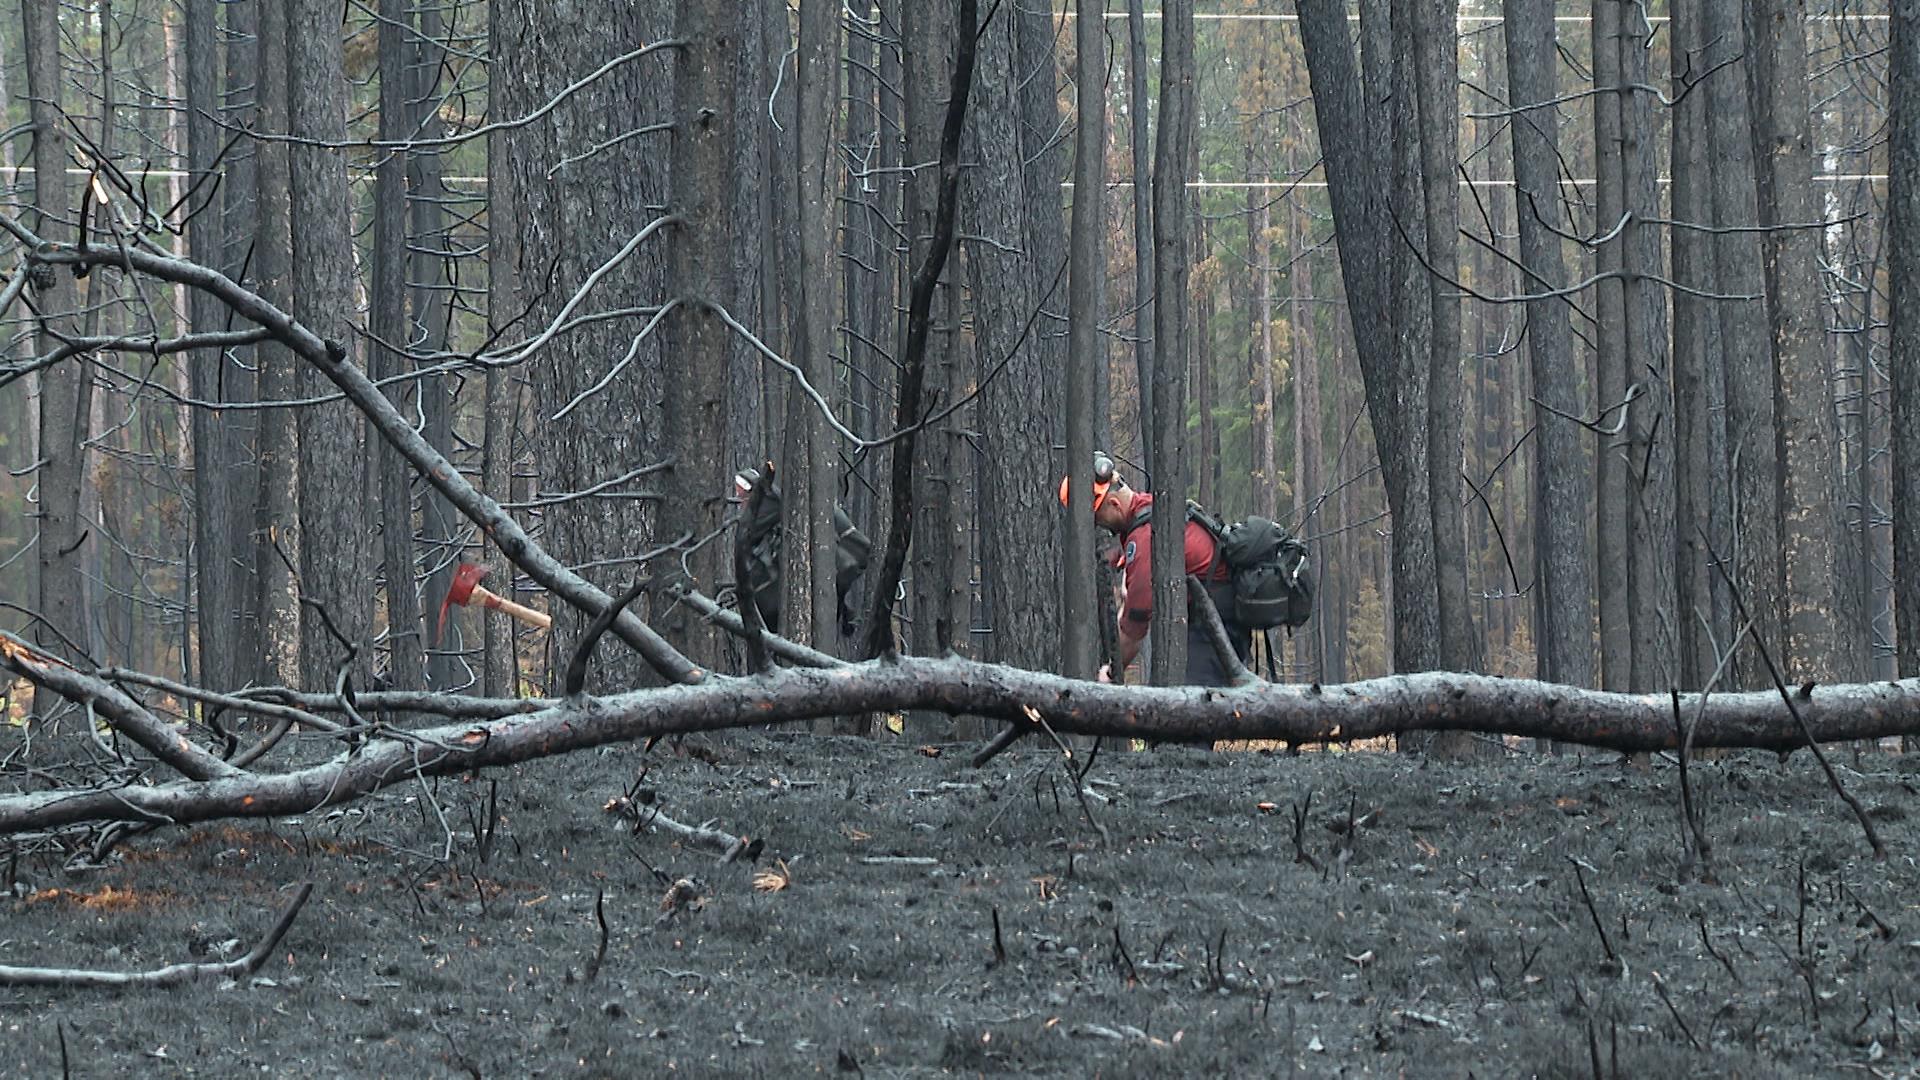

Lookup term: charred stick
[0,881,314,988]
[1651,972,1702,1050]
[1567,858,1617,964]
[989,905,1007,967]
[1694,913,1737,984]
[1669,690,1711,869]
[583,887,609,983]
[1699,526,1884,858]
[564,577,650,697]
[1188,574,1256,685]
[1111,926,1140,984]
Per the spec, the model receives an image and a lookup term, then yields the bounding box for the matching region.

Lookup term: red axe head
[437,563,490,643]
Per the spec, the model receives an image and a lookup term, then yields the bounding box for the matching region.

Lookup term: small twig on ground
[1841,882,1895,940]
[989,906,1007,968]
[583,887,609,983]
[1699,527,1885,858]
[1669,690,1711,873]
[971,719,1027,768]
[0,882,314,988]
[1290,792,1323,872]
[1585,1017,1604,1080]
[1110,926,1140,985]
[862,855,938,866]
[57,1021,69,1080]
[1567,858,1618,967]
[1651,970,1703,1050]
[1695,913,1738,984]
[607,793,760,864]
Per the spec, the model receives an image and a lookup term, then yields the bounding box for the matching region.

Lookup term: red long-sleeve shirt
[1115,494,1227,644]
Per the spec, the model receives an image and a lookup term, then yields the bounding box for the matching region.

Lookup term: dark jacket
[740,480,872,636]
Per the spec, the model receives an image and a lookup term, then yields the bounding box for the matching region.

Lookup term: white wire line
[3,167,1899,188]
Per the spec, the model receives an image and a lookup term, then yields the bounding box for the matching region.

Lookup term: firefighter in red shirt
[1059,453,1252,687]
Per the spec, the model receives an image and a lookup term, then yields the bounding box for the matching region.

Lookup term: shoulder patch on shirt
[1123,540,1137,566]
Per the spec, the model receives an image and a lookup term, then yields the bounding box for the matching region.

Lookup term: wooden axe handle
[470,585,553,630]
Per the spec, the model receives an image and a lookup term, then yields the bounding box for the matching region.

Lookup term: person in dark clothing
[1058,455,1252,687]
[731,468,872,638]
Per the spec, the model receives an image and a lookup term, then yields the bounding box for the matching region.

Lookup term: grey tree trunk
[409,3,461,693]
[1296,0,1440,676]
[1414,0,1477,682]
[1250,142,1277,522]
[1193,202,1216,514]
[1288,156,1324,680]
[961,3,1063,674]
[251,0,302,690]
[1063,0,1108,682]
[1890,0,1920,680]
[1502,0,1593,689]
[185,0,242,692]
[1126,0,1155,463]
[496,1,672,692]
[1744,0,1841,681]
[658,0,739,675]
[795,0,841,666]
[289,0,372,690]
[1669,0,1728,689]
[1147,0,1195,687]
[1616,0,1677,693]
[902,0,965,699]
[23,0,93,684]
[1704,0,1784,690]
[1590,0,1631,691]
[373,0,424,695]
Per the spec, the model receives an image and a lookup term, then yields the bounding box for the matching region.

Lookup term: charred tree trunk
[1063,0,1109,682]
[288,0,371,689]
[1148,0,1196,687]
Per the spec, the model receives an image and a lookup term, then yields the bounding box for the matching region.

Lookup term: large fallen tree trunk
[6,645,1920,833]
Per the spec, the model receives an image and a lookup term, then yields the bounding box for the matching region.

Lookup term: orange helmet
[1057,451,1118,512]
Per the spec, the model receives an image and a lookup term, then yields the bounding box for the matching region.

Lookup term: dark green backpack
[1189,503,1314,631]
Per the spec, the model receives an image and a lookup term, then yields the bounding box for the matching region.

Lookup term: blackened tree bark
[496,1,672,691]
[1591,0,1631,690]
[1891,0,1920,681]
[1063,0,1108,682]
[1147,0,1196,687]
[1126,0,1156,465]
[961,3,1062,674]
[795,0,841,662]
[1295,0,1440,675]
[1669,0,1728,688]
[251,0,302,690]
[726,2,769,495]
[659,0,739,674]
[373,0,424,695]
[289,0,371,689]
[1616,0,1677,693]
[901,0,965,715]
[1703,0,1783,690]
[1287,145,1324,678]
[1413,0,1477,686]
[1250,141,1277,522]
[409,2,461,693]
[1744,0,1840,681]
[482,1,522,700]
[1502,0,1593,689]
[185,0,243,693]
[23,0,93,683]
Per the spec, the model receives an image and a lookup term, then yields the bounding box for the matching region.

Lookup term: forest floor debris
[3,734,1918,1077]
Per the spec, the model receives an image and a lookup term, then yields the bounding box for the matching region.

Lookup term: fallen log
[5,657,1920,834]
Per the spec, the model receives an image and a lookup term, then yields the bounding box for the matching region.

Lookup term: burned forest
[4,0,1920,1075]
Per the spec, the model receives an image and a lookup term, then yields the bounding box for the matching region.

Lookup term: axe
[437,563,552,641]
